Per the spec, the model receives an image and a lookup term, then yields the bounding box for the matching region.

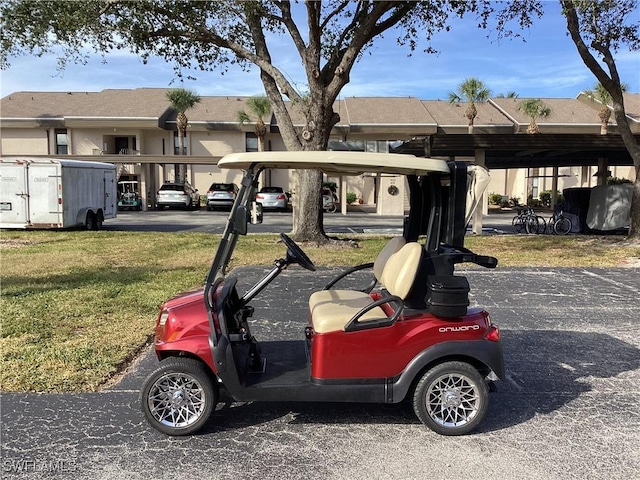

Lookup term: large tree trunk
[630,169,640,241]
[175,128,186,183]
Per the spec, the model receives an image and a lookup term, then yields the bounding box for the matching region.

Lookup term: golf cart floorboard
[231,339,388,403]
[243,340,310,388]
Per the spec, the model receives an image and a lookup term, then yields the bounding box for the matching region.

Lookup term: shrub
[539,190,564,207]
[608,177,632,185]
[346,192,358,204]
[489,193,504,205]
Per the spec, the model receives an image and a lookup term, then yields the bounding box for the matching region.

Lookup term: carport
[392,132,637,233]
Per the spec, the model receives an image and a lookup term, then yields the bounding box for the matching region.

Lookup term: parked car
[206,183,238,211]
[256,186,289,211]
[156,182,200,210]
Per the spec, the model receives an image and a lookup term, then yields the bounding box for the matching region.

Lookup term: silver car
[156,182,200,210]
[206,183,238,211]
[256,186,289,211]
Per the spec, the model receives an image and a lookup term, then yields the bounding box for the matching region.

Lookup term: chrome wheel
[426,373,480,428]
[141,357,216,435]
[413,361,488,435]
[148,372,207,428]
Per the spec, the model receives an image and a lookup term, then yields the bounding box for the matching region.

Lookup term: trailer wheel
[85,212,97,230]
[95,211,104,230]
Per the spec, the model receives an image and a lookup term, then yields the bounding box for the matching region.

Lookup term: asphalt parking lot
[1,265,639,480]
[106,208,518,235]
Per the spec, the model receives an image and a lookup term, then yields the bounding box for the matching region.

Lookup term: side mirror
[233,206,248,235]
[251,202,263,225]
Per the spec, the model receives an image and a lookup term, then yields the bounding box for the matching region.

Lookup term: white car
[256,186,289,211]
[206,183,238,211]
[156,182,200,210]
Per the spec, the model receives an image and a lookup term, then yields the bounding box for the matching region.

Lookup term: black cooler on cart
[404,249,472,318]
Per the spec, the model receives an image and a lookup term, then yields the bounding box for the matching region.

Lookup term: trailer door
[0,163,29,226]
[28,164,61,226]
[103,169,116,217]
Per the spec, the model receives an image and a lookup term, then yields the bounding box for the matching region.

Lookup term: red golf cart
[140,151,503,436]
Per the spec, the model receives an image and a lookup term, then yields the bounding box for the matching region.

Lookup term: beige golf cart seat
[309,242,422,333]
[372,236,406,279]
[322,236,406,292]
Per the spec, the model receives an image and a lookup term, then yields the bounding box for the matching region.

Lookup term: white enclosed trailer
[0,157,117,229]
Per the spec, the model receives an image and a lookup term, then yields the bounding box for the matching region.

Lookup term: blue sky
[1,2,638,100]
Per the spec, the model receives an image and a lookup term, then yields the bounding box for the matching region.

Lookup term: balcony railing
[92,148,141,155]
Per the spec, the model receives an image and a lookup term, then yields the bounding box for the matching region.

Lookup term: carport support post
[597,157,609,186]
[140,163,151,211]
[472,149,487,235]
[551,167,559,209]
[340,176,347,215]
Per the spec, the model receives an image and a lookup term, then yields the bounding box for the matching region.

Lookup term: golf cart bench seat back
[309,242,422,333]
[320,236,406,292]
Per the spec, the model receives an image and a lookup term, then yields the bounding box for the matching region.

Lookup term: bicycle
[546,210,572,235]
[512,207,546,234]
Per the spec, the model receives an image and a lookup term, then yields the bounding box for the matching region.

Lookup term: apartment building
[1,88,637,212]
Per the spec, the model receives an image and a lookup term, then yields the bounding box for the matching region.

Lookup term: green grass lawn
[1,230,638,393]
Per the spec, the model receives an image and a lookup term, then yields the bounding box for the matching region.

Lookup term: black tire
[85,211,97,230]
[554,217,572,235]
[534,215,546,234]
[512,215,524,233]
[524,215,539,235]
[95,213,103,230]
[413,361,489,436]
[140,357,217,436]
[511,214,520,227]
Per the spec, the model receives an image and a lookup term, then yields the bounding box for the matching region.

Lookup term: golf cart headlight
[159,311,169,327]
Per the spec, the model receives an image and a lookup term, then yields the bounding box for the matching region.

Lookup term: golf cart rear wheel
[413,361,488,436]
[140,357,217,436]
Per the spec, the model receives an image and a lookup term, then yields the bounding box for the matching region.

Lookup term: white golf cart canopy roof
[217,151,450,176]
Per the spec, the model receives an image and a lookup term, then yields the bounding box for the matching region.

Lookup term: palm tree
[166,88,201,183]
[518,99,551,134]
[448,78,491,133]
[584,82,628,135]
[496,91,519,99]
[237,96,271,152]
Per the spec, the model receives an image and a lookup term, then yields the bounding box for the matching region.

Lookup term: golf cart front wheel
[140,357,217,436]
[413,361,488,436]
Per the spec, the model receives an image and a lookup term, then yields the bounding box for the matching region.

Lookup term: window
[55,129,68,155]
[245,133,258,152]
[365,140,391,153]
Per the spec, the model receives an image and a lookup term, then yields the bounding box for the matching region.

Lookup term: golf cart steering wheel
[280,233,316,272]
